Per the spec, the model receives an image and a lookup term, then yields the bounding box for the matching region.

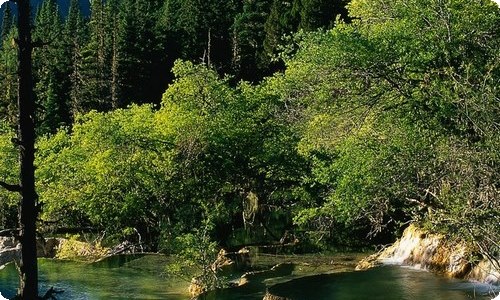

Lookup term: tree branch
[0,180,21,193]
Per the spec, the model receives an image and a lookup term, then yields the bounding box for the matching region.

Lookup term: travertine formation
[356,225,499,285]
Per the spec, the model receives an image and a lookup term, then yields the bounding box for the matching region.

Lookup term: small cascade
[357,224,499,287]
[378,225,423,265]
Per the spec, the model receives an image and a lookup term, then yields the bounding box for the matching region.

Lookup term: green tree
[114,0,164,106]
[297,0,350,31]
[33,0,71,134]
[232,0,273,81]
[1,5,13,45]
[65,0,88,119]
[159,0,240,73]
[282,0,499,245]
[0,26,18,127]
[78,0,113,112]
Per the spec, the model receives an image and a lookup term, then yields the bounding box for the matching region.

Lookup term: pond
[0,254,497,300]
[262,265,498,300]
[0,255,188,299]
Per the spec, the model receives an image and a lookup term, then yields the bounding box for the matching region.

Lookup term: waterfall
[379,225,423,265]
[357,225,499,287]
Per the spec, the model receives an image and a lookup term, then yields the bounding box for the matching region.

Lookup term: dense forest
[0,0,498,272]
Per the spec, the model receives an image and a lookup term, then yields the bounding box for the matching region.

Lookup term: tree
[297,0,350,31]
[0,0,40,298]
[64,0,88,119]
[0,25,18,127]
[232,0,272,81]
[159,0,240,74]
[281,0,499,245]
[114,0,164,106]
[1,4,13,45]
[33,0,71,134]
[77,0,113,112]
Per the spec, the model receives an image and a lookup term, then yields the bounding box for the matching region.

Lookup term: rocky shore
[355,225,499,285]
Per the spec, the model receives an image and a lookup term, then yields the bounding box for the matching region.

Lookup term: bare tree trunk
[16,0,39,298]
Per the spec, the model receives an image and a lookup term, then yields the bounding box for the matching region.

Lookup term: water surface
[264,265,498,300]
[1,255,497,300]
[0,255,188,299]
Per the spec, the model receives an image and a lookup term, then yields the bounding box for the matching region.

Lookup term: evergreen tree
[298,0,350,31]
[263,0,298,66]
[33,0,71,134]
[159,0,240,74]
[65,0,88,118]
[1,5,13,45]
[78,0,113,112]
[232,0,272,81]
[0,26,18,127]
[115,0,163,107]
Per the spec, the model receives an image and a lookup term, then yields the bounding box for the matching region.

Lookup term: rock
[262,291,290,300]
[355,253,382,270]
[211,247,251,275]
[238,262,295,287]
[0,247,21,266]
[37,237,62,258]
[467,259,500,286]
[0,237,20,266]
[56,238,109,260]
[0,237,18,249]
[356,224,499,285]
[188,276,206,298]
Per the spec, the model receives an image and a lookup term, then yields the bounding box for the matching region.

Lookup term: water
[0,255,189,299]
[265,265,498,300]
[0,255,497,300]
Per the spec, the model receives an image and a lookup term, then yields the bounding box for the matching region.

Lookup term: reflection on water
[267,265,498,300]
[0,256,497,300]
[0,255,189,300]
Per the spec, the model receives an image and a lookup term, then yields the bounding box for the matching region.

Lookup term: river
[0,254,497,299]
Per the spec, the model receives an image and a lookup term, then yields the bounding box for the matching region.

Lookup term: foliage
[1,0,498,261]
[0,122,18,229]
[165,220,227,292]
[283,0,500,244]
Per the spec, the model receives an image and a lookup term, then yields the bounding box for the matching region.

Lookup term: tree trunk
[16,0,39,298]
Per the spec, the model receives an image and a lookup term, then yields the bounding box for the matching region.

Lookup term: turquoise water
[0,255,188,299]
[264,265,498,300]
[0,255,497,299]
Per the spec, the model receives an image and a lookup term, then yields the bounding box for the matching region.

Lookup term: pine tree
[117,0,166,106]
[65,0,88,118]
[78,0,113,112]
[33,0,70,134]
[0,26,18,126]
[232,0,272,81]
[298,0,350,31]
[159,0,240,74]
[263,0,298,64]
[1,5,13,45]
